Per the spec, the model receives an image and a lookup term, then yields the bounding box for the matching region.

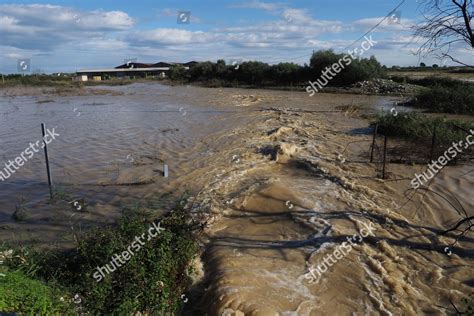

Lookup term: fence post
[41,123,53,199]
[429,124,437,163]
[370,124,378,163]
[382,134,388,179]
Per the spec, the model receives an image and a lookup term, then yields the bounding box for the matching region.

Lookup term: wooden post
[370,124,378,163]
[382,134,388,179]
[41,123,53,199]
[429,124,437,163]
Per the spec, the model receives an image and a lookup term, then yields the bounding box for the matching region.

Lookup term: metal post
[163,164,169,178]
[370,124,378,163]
[41,123,53,199]
[382,134,388,179]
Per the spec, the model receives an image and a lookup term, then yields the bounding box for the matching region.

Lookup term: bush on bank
[0,200,199,315]
[0,269,71,315]
[390,76,474,115]
[374,112,473,145]
[413,81,474,115]
[309,50,385,86]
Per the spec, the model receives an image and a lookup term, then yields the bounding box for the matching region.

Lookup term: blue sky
[0,0,471,73]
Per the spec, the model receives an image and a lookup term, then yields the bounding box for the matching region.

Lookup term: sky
[0,0,472,73]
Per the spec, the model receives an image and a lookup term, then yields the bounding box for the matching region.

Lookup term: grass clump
[391,76,474,115]
[374,112,473,144]
[1,199,200,315]
[0,248,72,315]
[0,269,70,315]
[1,74,82,88]
[413,80,474,115]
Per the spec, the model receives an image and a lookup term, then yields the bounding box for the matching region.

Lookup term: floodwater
[0,83,257,245]
[0,83,472,315]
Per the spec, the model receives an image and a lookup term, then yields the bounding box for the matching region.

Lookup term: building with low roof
[75,61,196,81]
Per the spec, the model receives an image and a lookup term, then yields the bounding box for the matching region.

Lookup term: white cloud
[352,16,415,32]
[5,52,23,59]
[1,2,470,72]
[0,4,134,50]
[80,10,134,30]
[127,28,217,46]
[230,1,285,12]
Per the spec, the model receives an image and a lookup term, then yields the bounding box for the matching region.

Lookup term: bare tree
[413,0,474,67]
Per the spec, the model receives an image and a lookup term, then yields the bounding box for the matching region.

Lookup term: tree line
[168,50,385,88]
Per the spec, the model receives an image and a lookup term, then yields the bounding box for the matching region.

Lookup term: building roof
[77,61,195,74]
[115,62,155,69]
[76,67,178,74]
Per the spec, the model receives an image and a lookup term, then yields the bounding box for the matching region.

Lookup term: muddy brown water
[0,84,394,245]
[0,83,472,315]
[0,84,253,244]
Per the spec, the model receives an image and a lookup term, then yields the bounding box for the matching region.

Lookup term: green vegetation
[389,66,474,73]
[0,74,137,89]
[171,50,385,88]
[0,199,200,314]
[0,269,70,315]
[391,75,467,88]
[169,64,188,81]
[390,76,474,115]
[412,79,474,115]
[309,50,384,86]
[0,74,80,87]
[374,112,473,144]
[186,59,306,87]
[12,197,29,222]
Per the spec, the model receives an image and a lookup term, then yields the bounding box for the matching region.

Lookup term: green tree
[237,61,270,85]
[309,50,384,86]
[168,65,187,80]
[270,62,300,85]
[189,62,215,81]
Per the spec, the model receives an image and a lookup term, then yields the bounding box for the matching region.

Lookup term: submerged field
[0,83,472,314]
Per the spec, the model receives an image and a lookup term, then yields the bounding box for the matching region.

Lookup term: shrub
[309,50,385,86]
[414,82,474,115]
[183,53,384,88]
[374,112,473,144]
[1,200,199,314]
[0,267,71,314]
[168,65,188,81]
[389,76,474,115]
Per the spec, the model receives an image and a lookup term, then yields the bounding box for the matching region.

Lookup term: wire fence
[369,123,474,179]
